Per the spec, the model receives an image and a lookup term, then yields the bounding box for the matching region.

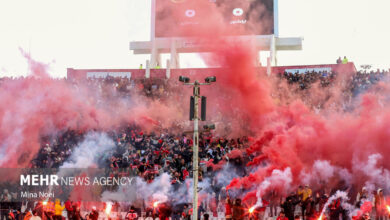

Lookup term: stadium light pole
[179,76,216,220]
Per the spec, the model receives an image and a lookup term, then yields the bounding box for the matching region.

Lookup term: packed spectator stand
[1,61,390,220]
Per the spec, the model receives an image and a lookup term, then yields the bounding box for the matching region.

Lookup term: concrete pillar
[170,39,180,68]
[256,51,261,67]
[267,57,271,76]
[270,35,277,66]
[166,59,171,79]
[146,60,150,78]
[150,40,161,68]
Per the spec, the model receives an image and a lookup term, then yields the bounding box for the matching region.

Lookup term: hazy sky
[0,0,390,78]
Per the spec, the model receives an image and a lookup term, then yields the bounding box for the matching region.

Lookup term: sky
[0,0,390,78]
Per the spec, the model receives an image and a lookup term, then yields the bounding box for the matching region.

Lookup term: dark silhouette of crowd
[282,71,336,90]
[280,69,390,95]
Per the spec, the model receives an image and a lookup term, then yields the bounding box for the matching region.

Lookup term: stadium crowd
[2,124,389,220]
[280,68,390,94]
[1,68,390,220]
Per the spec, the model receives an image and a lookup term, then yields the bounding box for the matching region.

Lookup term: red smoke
[2,0,390,208]
[227,94,390,195]
[159,0,390,202]
[163,0,275,135]
[0,52,182,168]
[352,201,373,219]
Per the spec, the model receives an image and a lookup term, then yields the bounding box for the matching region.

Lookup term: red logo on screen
[232,8,244,16]
[185,9,196,17]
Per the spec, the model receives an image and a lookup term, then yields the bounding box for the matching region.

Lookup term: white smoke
[215,164,241,187]
[318,191,351,218]
[299,160,352,186]
[138,173,171,203]
[352,153,390,190]
[100,177,137,202]
[101,173,175,204]
[100,170,230,208]
[253,167,292,209]
[60,132,115,168]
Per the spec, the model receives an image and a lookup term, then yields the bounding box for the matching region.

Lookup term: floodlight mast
[179,76,216,220]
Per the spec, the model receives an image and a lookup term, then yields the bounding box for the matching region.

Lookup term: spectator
[23,211,32,220]
[232,199,244,220]
[360,212,371,220]
[342,56,349,64]
[33,202,43,219]
[225,197,233,220]
[43,200,54,220]
[71,205,82,220]
[329,198,342,220]
[356,187,369,208]
[125,206,137,220]
[298,185,312,220]
[155,62,161,69]
[304,196,317,219]
[374,189,386,220]
[277,211,289,220]
[64,200,73,219]
[87,207,99,220]
[1,189,12,220]
[53,199,64,220]
[269,190,279,218]
[182,204,192,220]
[281,193,299,220]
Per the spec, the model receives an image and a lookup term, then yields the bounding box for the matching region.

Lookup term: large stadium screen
[155,0,274,38]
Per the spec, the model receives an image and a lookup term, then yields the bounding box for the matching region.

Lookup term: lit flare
[105,202,112,215]
[249,207,255,214]
[153,201,160,208]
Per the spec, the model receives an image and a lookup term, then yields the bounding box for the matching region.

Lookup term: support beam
[166,59,171,79]
[150,40,161,68]
[270,35,277,66]
[145,60,150,78]
[131,36,301,55]
[131,36,302,69]
[267,57,271,76]
[274,0,279,37]
[170,39,180,68]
